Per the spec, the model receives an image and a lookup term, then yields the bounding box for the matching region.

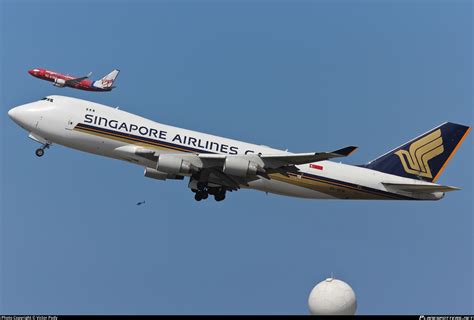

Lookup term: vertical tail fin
[363,122,470,182]
[93,69,120,90]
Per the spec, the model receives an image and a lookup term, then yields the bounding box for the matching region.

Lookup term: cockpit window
[41,97,54,102]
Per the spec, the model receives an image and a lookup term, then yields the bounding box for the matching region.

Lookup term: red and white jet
[28,68,120,92]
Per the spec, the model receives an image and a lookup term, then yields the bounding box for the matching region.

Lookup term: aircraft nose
[8,104,36,129]
[28,69,34,75]
[8,106,20,122]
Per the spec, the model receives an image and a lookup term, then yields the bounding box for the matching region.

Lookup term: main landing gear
[193,182,226,202]
[35,144,50,157]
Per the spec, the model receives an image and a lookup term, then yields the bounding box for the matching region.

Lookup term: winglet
[86,72,92,78]
[332,146,358,157]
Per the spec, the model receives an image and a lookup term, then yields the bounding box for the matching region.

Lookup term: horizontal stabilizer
[382,182,460,193]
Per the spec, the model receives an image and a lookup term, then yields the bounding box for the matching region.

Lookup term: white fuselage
[8,95,443,201]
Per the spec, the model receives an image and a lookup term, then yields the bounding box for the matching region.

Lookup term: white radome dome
[308,278,357,315]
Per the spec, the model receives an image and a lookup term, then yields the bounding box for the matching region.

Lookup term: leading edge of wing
[65,72,92,86]
[130,145,358,167]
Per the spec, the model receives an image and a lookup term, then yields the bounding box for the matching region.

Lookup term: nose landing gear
[35,143,50,157]
[35,148,44,157]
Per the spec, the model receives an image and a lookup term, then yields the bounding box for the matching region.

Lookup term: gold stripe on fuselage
[269,173,394,200]
[75,125,184,153]
[74,125,403,200]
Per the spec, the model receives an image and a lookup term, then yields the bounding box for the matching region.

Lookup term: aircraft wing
[133,145,358,169]
[119,144,358,190]
[65,72,92,86]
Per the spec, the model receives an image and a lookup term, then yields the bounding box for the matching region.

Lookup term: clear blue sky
[1,0,472,315]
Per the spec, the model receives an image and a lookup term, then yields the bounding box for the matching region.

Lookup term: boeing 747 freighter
[8,96,470,202]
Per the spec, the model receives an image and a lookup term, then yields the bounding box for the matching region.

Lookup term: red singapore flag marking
[309,164,323,170]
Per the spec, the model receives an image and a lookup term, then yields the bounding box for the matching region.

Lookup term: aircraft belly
[248,178,336,199]
[39,126,153,165]
[253,173,394,200]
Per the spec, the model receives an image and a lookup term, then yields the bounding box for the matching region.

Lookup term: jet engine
[156,155,195,175]
[53,78,66,87]
[223,157,260,177]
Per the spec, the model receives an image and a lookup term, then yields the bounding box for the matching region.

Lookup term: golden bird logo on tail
[394,129,444,178]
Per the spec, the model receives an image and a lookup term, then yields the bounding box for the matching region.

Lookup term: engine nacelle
[156,155,194,175]
[143,167,184,181]
[223,157,259,177]
[53,78,66,87]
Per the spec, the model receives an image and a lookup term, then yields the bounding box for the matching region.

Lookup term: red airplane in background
[28,68,120,92]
